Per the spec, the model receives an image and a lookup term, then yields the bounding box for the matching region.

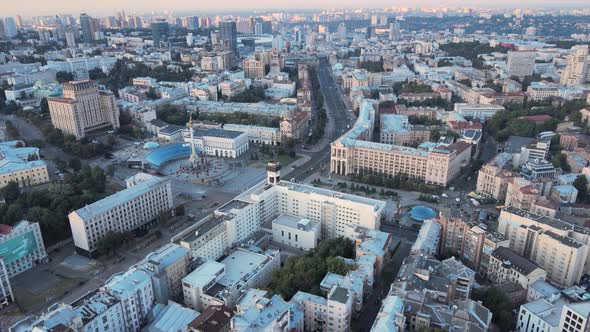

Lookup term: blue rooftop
[145,143,193,168]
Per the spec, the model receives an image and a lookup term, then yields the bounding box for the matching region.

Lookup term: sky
[5,0,590,17]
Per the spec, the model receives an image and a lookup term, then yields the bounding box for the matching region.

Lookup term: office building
[182,247,280,311]
[0,142,49,189]
[0,220,47,278]
[183,127,249,158]
[4,17,17,38]
[69,174,173,257]
[507,51,536,79]
[331,100,472,186]
[488,247,547,289]
[454,103,505,121]
[48,80,120,139]
[272,214,321,251]
[218,20,238,66]
[151,20,169,45]
[223,124,280,146]
[80,13,94,43]
[560,45,590,87]
[176,215,229,261]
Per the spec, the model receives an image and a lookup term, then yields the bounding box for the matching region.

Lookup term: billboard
[0,231,38,265]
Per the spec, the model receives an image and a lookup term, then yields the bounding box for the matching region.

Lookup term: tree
[145,87,159,100]
[68,157,82,171]
[573,175,589,203]
[473,288,514,332]
[56,71,75,83]
[40,97,49,113]
[1,181,20,203]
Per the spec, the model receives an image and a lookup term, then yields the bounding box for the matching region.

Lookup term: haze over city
[1,2,590,332]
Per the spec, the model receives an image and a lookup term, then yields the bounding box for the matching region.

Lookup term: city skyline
[4,0,590,17]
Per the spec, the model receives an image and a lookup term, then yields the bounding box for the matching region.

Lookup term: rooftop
[491,246,542,276]
[71,175,169,221]
[182,260,225,289]
[218,249,273,288]
[328,286,350,304]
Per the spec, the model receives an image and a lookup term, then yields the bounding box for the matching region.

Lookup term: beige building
[435,208,468,256]
[497,207,590,287]
[476,152,517,201]
[0,144,49,189]
[48,80,120,139]
[488,247,547,289]
[242,58,265,79]
[331,100,471,186]
[560,45,590,87]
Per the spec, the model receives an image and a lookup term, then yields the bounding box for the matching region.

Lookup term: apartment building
[0,220,47,278]
[488,247,547,289]
[102,268,154,332]
[479,232,510,277]
[560,45,590,87]
[182,247,280,311]
[137,243,190,304]
[331,100,471,186]
[242,58,265,79]
[435,208,468,256]
[69,174,173,257]
[290,287,353,332]
[410,219,442,256]
[0,142,49,189]
[497,207,590,287]
[48,80,120,139]
[461,225,487,271]
[476,152,517,201]
[379,114,430,146]
[231,289,299,331]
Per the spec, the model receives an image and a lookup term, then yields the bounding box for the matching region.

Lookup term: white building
[0,259,13,307]
[290,287,353,332]
[176,215,229,261]
[517,292,590,332]
[68,174,173,257]
[231,289,298,331]
[0,220,47,278]
[182,247,280,311]
[488,246,547,289]
[223,123,281,146]
[271,214,321,251]
[507,51,536,79]
[0,143,49,189]
[102,268,155,332]
[410,219,442,256]
[183,128,249,158]
[454,103,505,121]
[43,56,117,80]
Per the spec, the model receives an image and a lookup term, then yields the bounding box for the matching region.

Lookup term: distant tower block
[266,161,282,184]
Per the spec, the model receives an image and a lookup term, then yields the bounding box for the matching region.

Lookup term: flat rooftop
[218,249,270,288]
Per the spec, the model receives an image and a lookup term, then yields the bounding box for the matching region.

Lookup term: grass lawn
[276,153,300,166]
[13,274,82,312]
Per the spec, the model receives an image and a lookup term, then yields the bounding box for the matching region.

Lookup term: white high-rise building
[507,51,536,79]
[560,45,590,87]
[4,17,17,38]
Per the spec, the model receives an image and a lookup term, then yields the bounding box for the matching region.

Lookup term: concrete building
[560,45,590,87]
[145,301,199,332]
[497,207,590,287]
[271,214,320,251]
[410,219,442,256]
[177,216,229,261]
[69,174,173,257]
[0,259,13,307]
[242,58,265,79]
[102,268,155,332]
[183,128,249,158]
[331,100,472,186]
[476,152,517,201]
[223,123,280,146]
[182,247,280,311]
[137,243,191,304]
[379,114,430,146]
[453,103,505,121]
[290,287,353,332]
[507,51,536,79]
[0,220,47,278]
[231,289,298,331]
[488,247,547,289]
[44,56,117,80]
[436,208,469,256]
[0,142,49,189]
[48,80,120,139]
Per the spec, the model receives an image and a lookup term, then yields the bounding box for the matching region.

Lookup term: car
[442,193,448,198]
[455,198,461,202]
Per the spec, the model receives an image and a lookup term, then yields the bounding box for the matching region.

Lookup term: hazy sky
[5,0,590,17]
